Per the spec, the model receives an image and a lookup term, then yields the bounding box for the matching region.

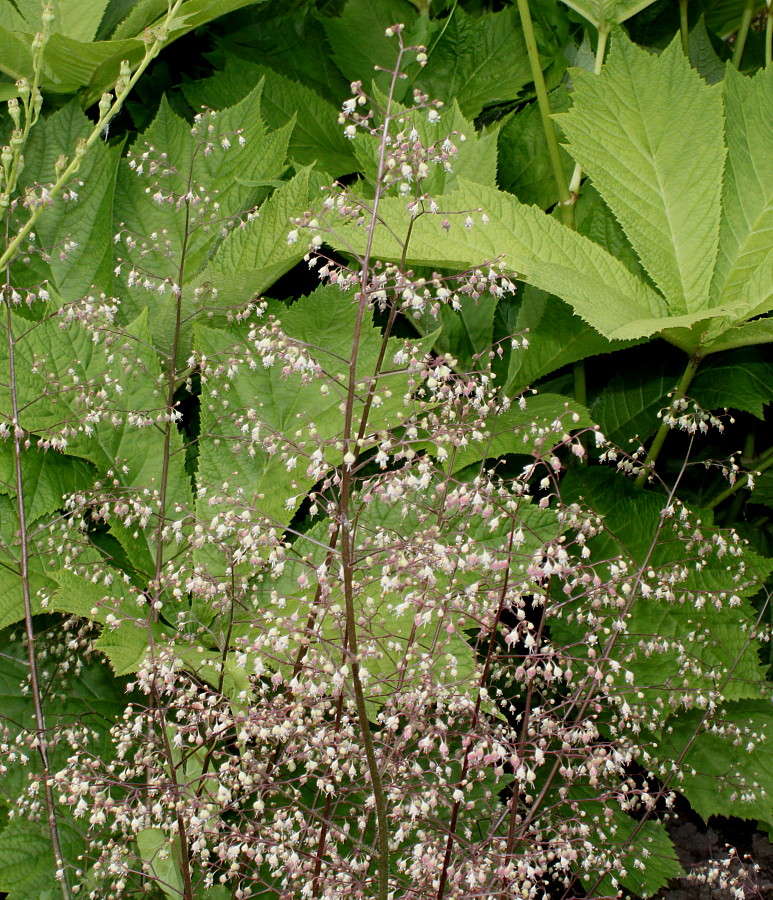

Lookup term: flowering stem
[584,591,771,899]
[436,518,521,900]
[508,444,695,850]
[634,351,703,488]
[0,0,184,277]
[706,444,773,510]
[4,284,71,900]
[334,40,418,900]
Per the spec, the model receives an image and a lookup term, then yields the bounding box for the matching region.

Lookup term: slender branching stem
[732,0,757,68]
[584,590,771,899]
[506,441,695,846]
[634,351,703,487]
[4,286,71,900]
[436,518,522,900]
[707,444,773,510]
[335,41,416,900]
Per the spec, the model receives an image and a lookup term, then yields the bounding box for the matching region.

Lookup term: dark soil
[655,815,773,899]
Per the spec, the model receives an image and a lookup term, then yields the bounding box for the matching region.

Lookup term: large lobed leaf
[559,34,725,315]
[710,66,773,323]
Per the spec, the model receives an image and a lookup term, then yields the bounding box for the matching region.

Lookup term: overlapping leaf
[194,285,435,530]
[560,36,725,314]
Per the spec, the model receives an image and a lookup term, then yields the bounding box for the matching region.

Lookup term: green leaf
[504,285,629,393]
[0,495,57,630]
[0,818,83,899]
[448,393,594,473]
[559,32,725,315]
[341,180,673,341]
[12,101,122,304]
[0,444,96,522]
[195,166,321,305]
[195,285,429,531]
[28,0,109,42]
[702,316,773,353]
[688,15,730,85]
[568,785,681,897]
[560,0,661,28]
[50,570,169,675]
[0,0,271,98]
[559,467,771,704]
[657,701,773,821]
[0,634,129,895]
[353,95,499,194]
[573,183,645,279]
[417,293,498,372]
[183,57,357,177]
[322,0,420,99]
[711,66,773,322]
[691,348,773,418]
[136,829,184,899]
[415,6,535,119]
[116,82,291,303]
[591,360,675,447]
[498,86,574,209]
[211,6,349,100]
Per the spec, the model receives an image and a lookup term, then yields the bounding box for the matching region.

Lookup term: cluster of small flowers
[660,393,730,435]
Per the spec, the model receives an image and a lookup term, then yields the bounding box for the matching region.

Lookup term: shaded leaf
[416,6,535,119]
[448,393,594,473]
[183,57,357,177]
[691,348,773,418]
[498,86,573,209]
[504,285,629,393]
[591,359,675,446]
[657,701,773,821]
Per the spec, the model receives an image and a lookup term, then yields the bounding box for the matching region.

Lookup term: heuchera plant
[0,3,772,900]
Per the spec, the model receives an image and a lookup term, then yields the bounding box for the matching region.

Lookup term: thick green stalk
[732,0,757,68]
[635,352,703,487]
[680,0,690,54]
[0,0,184,275]
[766,1,772,66]
[516,0,572,224]
[567,26,608,196]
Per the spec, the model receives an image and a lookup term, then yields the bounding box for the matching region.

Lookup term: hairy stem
[635,351,703,487]
[0,0,184,275]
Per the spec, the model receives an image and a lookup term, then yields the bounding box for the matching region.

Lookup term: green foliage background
[1,0,773,898]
